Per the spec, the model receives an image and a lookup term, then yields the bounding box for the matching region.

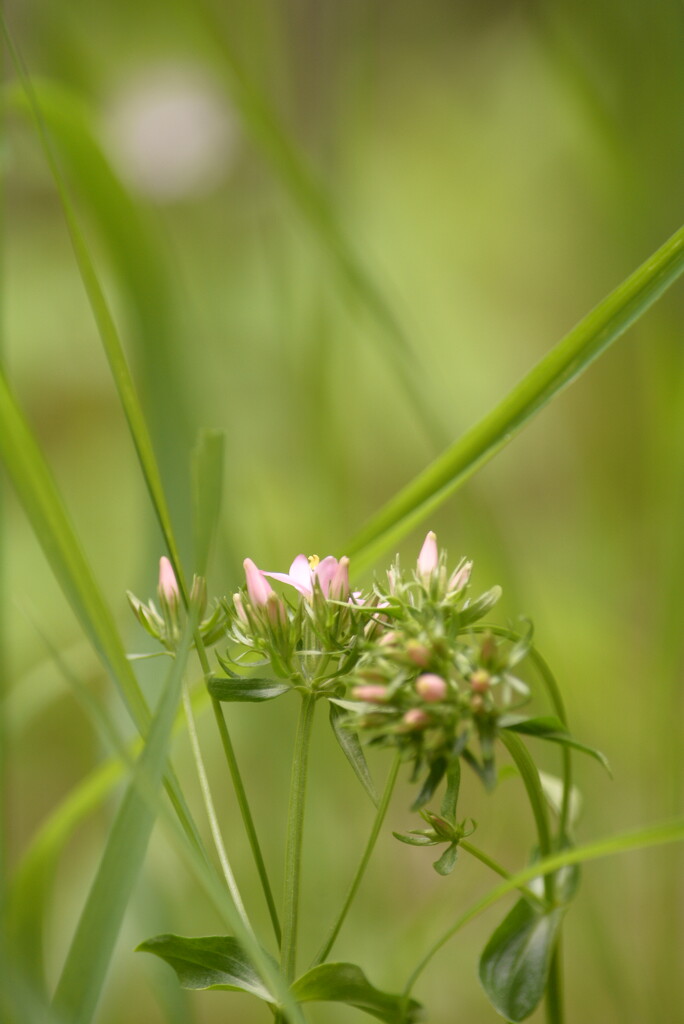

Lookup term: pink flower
[158,556,180,603]
[401,708,431,730]
[263,553,348,600]
[417,531,439,577]
[352,685,388,702]
[448,559,472,594]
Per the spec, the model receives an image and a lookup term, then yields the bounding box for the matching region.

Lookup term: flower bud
[233,592,249,626]
[329,556,350,600]
[406,640,431,668]
[415,673,447,702]
[448,559,472,594]
[417,531,439,578]
[470,669,491,693]
[190,574,207,618]
[470,694,485,714]
[352,685,388,702]
[158,556,179,604]
[265,591,287,626]
[244,558,275,607]
[401,708,431,730]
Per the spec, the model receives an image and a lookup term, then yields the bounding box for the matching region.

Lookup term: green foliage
[208,675,291,701]
[291,962,424,1023]
[479,898,566,1022]
[137,934,275,1001]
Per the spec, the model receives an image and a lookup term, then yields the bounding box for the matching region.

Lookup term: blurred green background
[3,0,684,1021]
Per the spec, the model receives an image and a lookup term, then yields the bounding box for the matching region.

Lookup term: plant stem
[281,692,316,982]
[546,941,565,1024]
[193,629,281,945]
[312,752,401,967]
[459,841,546,909]
[181,682,250,925]
[499,732,553,899]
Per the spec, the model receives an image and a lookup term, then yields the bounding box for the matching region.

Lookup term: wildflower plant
[128,532,610,1024]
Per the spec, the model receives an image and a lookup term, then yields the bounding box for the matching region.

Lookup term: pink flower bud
[417,531,439,577]
[448,559,472,593]
[244,558,275,607]
[401,708,431,730]
[352,685,388,702]
[158,556,180,603]
[470,669,491,693]
[265,591,287,626]
[415,673,447,702]
[406,640,431,667]
[329,556,350,600]
[233,592,249,625]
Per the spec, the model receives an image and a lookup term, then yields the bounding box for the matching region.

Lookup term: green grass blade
[347,223,684,570]
[192,429,225,576]
[52,618,195,1024]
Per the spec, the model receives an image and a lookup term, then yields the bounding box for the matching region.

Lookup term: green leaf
[53,619,196,1024]
[392,831,435,847]
[329,701,379,806]
[346,222,684,571]
[291,962,424,1023]
[479,898,565,1022]
[500,716,611,775]
[208,676,291,702]
[440,759,461,821]
[411,757,447,811]
[192,430,225,575]
[433,843,459,876]
[136,934,274,1002]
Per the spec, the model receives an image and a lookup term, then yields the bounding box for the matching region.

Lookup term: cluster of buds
[222,552,371,688]
[342,532,531,799]
[127,557,226,652]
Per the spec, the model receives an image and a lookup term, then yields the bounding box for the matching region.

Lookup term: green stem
[460,841,546,910]
[546,941,565,1024]
[312,753,401,967]
[499,731,553,899]
[281,692,316,982]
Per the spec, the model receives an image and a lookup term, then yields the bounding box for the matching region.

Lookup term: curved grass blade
[347,222,684,570]
[52,617,195,1024]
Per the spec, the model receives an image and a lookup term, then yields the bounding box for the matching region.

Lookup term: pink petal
[244,558,275,607]
[417,531,439,576]
[158,556,179,601]
[314,555,338,597]
[262,570,312,597]
[289,554,314,590]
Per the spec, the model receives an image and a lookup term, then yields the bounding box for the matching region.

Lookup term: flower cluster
[127,557,226,651]
[340,532,531,801]
[221,552,371,689]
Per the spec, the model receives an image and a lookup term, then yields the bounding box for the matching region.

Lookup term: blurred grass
[3,0,684,1022]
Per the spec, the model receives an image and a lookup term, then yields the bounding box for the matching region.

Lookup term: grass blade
[52,617,195,1024]
[347,223,684,570]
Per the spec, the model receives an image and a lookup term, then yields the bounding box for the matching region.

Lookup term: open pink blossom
[263,553,349,600]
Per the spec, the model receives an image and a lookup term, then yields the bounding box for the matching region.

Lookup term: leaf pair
[137,934,423,1023]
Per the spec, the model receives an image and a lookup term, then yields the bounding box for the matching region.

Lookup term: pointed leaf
[440,759,461,821]
[479,898,566,1022]
[291,962,423,1023]
[208,676,290,702]
[500,716,611,775]
[137,934,274,1002]
[392,831,436,847]
[329,701,378,806]
[412,757,447,811]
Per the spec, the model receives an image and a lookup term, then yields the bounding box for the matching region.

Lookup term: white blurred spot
[103,64,238,202]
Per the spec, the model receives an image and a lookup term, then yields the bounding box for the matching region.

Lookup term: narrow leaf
[501,716,611,775]
[137,934,273,1002]
[392,832,435,847]
[347,222,684,570]
[53,620,195,1024]
[208,676,291,702]
[412,757,447,811]
[479,898,565,1022]
[440,759,461,821]
[291,962,423,1023]
[329,701,378,806]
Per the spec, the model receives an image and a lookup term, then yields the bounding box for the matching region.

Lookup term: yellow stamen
[308,554,320,569]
